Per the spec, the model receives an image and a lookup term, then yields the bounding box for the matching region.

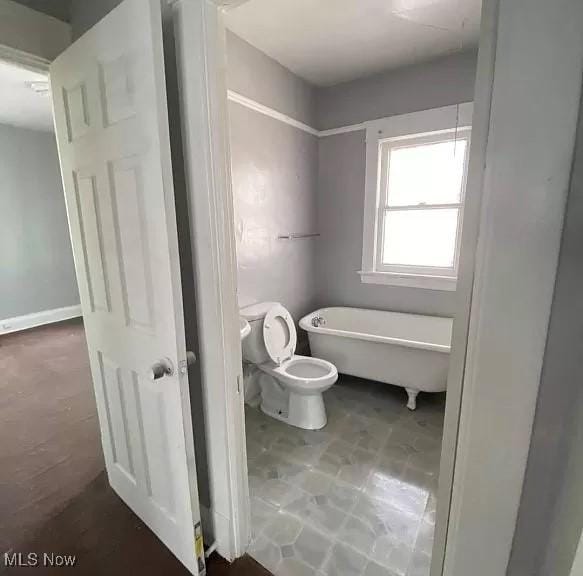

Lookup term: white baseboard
[0,304,82,335]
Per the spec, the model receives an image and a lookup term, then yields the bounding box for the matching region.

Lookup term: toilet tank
[240,302,278,364]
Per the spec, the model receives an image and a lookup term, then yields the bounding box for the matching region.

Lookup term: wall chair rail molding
[226,89,369,137]
[228,89,474,141]
[0,305,82,335]
[227,90,319,136]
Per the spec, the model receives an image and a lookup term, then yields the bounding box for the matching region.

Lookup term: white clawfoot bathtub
[299,307,452,410]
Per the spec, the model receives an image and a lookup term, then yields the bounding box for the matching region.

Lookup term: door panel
[73,171,111,313]
[50,1,202,572]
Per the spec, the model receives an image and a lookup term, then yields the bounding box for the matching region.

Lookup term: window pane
[382,209,458,268]
[386,138,467,206]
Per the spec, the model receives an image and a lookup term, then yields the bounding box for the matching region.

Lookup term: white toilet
[240,302,338,430]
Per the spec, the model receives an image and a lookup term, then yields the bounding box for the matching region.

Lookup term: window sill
[358,270,457,291]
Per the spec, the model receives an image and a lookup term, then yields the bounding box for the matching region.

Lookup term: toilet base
[249,363,333,430]
[261,391,327,430]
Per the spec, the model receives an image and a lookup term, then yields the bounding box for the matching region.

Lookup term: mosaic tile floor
[245,375,445,576]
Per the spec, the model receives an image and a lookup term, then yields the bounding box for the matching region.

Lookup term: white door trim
[171,0,249,560]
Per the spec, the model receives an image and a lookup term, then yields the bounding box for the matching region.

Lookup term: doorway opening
[0,58,101,553]
[222,1,482,575]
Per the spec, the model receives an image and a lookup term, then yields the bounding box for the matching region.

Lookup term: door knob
[178,350,197,374]
[151,358,174,380]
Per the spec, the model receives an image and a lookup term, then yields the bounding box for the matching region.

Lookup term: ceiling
[0,60,53,132]
[224,0,482,87]
[9,0,71,22]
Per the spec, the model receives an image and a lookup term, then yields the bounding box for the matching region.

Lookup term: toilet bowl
[240,302,338,430]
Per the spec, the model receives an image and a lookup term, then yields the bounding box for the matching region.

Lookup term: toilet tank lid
[240,302,280,321]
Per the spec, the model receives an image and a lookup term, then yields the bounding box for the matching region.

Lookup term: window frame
[360,103,473,291]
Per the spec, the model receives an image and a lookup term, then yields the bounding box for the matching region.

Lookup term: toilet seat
[270,355,338,393]
[261,305,337,391]
[263,304,297,364]
[258,353,338,429]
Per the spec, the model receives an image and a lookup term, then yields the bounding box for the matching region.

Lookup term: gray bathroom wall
[224,30,320,321]
[316,50,477,131]
[508,77,583,576]
[315,130,457,316]
[228,73,319,321]
[314,53,477,317]
[0,123,79,320]
[226,31,316,126]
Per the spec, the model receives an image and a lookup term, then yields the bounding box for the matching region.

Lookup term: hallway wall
[0,124,79,323]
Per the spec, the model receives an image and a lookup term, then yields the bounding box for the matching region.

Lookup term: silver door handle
[151,358,174,380]
[151,352,195,379]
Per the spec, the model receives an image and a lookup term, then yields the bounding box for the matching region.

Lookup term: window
[360,104,473,291]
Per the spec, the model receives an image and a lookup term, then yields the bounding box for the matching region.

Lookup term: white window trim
[358,270,458,291]
[361,102,474,291]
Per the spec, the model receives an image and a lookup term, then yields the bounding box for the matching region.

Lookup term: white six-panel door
[49,1,202,572]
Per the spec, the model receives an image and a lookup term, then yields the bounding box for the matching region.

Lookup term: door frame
[169,0,250,560]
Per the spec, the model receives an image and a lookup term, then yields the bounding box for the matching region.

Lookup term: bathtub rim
[299,306,452,354]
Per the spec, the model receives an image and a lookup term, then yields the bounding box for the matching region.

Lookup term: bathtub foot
[405,388,419,411]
